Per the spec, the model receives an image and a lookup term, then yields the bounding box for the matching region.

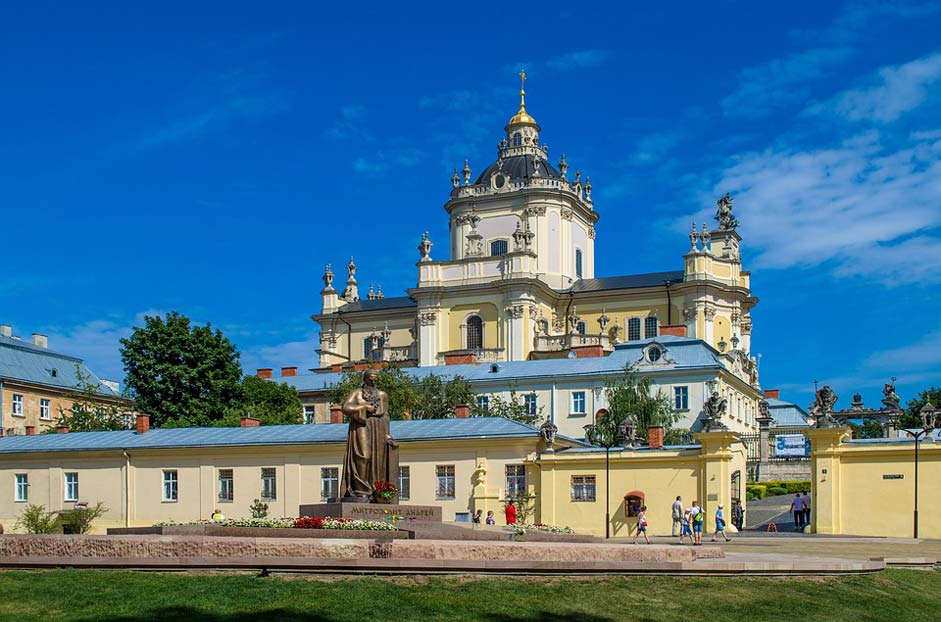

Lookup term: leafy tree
[900,387,941,430]
[15,504,59,534]
[58,502,108,534]
[121,312,243,428]
[411,374,475,420]
[848,419,885,439]
[604,367,679,442]
[220,375,302,426]
[480,386,543,426]
[55,364,130,432]
[329,366,420,420]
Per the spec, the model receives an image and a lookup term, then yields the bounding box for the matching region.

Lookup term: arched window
[575,249,583,278]
[576,321,586,335]
[627,318,641,341]
[512,132,522,147]
[645,317,658,339]
[466,316,483,350]
[490,239,508,256]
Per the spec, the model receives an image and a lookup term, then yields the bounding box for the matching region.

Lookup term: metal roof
[766,398,810,427]
[0,334,119,397]
[284,335,723,393]
[474,154,561,184]
[570,271,684,293]
[330,297,417,314]
[0,416,550,455]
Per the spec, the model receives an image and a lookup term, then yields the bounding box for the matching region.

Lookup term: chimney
[659,325,687,337]
[763,389,780,400]
[281,366,298,377]
[256,368,273,379]
[31,333,48,348]
[25,425,36,436]
[454,404,471,419]
[56,425,70,434]
[135,414,150,434]
[0,324,11,338]
[240,416,260,427]
[648,425,664,449]
[571,345,604,358]
[330,406,344,424]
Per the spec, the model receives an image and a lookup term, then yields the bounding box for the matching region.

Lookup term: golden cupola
[505,69,541,131]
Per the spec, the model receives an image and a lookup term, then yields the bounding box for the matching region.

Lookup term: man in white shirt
[671,496,684,537]
[789,493,804,530]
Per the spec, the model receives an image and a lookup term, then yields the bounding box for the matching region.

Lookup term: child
[485,510,496,525]
[473,509,483,524]
[632,505,651,544]
[711,504,731,542]
[679,508,694,544]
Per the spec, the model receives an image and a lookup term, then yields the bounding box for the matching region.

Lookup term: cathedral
[295,73,763,438]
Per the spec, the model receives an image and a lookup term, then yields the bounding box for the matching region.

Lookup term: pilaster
[418,310,438,366]
[693,430,740,532]
[806,427,850,535]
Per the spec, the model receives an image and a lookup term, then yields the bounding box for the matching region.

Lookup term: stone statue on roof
[714,193,739,230]
[702,390,729,431]
[539,417,558,452]
[881,383,901,411]
[810,385,840,429]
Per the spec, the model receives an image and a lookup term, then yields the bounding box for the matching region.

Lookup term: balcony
[533,333,613,355]
[436,348,505,366]
[367,344,418,363]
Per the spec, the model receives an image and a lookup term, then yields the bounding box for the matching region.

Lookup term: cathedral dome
[474,154,560,185]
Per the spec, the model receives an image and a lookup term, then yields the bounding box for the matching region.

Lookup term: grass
[0,568,937,621]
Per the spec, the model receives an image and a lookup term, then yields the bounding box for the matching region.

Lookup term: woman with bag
[711,504,731,542]
[632,505,651,544]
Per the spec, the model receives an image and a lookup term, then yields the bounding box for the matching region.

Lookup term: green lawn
[0,568,938,622]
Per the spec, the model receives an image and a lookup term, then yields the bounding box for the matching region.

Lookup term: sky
[2,1,940,411]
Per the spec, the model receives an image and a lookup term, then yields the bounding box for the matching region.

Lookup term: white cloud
[824,53,941,122]
[630,131,683,166]
[865,329,941,371]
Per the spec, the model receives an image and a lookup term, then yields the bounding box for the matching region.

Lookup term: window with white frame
[476,395,490,413]
[524,393,538,416]
[39,399,51,420]
[674,386,689,411]
[15,473,28,502]
[512,132,522,147]
[218,469,234,502]
[576,321,586,335]
[575,249,583,278]
[506,464,526,498]
[398,466,411,501]
[303,406,316,424]
[627,318,641,341]
[11,394,24,417]
[436,465,455,499]
[645,316,658,338]
[490,239,508,256]
[261,468,277,501]
[162,470,178,502]
[571,391,586,415]
[571,475,596,502]
[466,315,484,350]
[321,467,339,501]
[363,335,385,359]
[64,472,79,502]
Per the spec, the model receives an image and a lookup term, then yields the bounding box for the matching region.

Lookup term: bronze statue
[339,370,399,502]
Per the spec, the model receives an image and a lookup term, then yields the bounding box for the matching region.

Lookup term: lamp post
[913,401,940,539]
[584,415,636,539]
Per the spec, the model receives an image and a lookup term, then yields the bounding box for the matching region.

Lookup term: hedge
[760,480,811,494]
[766,486,788,496]
[745,484,767,499]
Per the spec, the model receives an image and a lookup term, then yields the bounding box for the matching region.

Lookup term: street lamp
[913,401,940,539]
[584,413,636,539]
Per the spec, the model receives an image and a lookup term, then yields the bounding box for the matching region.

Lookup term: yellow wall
[445,301,500,350]
[1,380,125,433]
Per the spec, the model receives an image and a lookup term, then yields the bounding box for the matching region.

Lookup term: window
[476,395,490,413]
[64,472,79,502]
[261,468,277,501]
[11,394,24,417]
[506,465,526,498]
[512,132,522,147]
[571,475,596,502]
[627,318,641,341]
[436,465,455,499]
[490,239,508,256]
[572,391,586,415]
[645,317,658,338]
[466,316,483,350]
[15,474,28,502]
[39,399,51,420]
[647,345,662,363]
[575,249,583,278]
[162,470,178,502]
[398,466,411,501]
[576,321,586,335]
[524,393,538,416]
[303,406,316,425]
[218,469,234,502]
[321,467,339,501]
[363,335,385,359]
[674,386,689,410]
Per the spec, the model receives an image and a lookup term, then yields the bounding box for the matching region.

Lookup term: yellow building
[0,325,129,435]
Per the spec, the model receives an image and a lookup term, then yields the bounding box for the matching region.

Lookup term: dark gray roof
[333,296,416,314]
[570,271,685,293]
[474,154,560,185]
[0,416,548,454]
[0,334,119,397]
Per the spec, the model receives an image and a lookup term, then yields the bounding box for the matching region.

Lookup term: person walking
[504,501,517,525]
[801,493,811,529]
[679,508,694,544]
[671,495,684,537]
[690,500,704,545]
[473,509,483,524]
[632,505,651,544]
[731,499,745,531]
[789,493,804,531]
[485,510,496,525]
[711,504,731,542]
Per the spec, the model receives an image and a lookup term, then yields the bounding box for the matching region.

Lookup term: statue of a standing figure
[340,370,399,502]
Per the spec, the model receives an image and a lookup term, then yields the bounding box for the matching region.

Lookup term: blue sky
[2,1,940,411]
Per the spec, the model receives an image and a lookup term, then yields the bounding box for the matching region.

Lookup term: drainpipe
[563,290,575,339]
[664,280,674,325]
[0,380,4,432]
[336,310,353,363]
[122,450,130,527]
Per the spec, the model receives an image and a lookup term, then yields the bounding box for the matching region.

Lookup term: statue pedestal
[299,502,442,523]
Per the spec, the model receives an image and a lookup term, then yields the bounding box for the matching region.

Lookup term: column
[693,430,739,533]
[418,310,438,366]
[506,304,525,361]
[806,427,850,535]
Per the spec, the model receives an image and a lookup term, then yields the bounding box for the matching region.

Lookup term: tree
[604,367,679,441]
[481,386,543,426]
[121,312,243,428]
[219,375,302,426]
[900,387,941,430]
[411,374,475,420]
[329,367,475,420]
[55,364,129,432]
[848,419,885,439]
[329,366,419,420]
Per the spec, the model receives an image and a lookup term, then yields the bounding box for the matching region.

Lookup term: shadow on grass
[74,608,332,622]
[485,612,615,622]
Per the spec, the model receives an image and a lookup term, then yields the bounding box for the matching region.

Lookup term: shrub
[15,504,60,534]
[760,480,811,494]
[745,491,757,502]
[250,499,269,519]
[58,502,107,534]
[766,486,788,496]
[745,484,767,500]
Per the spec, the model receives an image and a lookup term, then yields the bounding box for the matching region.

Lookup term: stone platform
[299,502,441,522]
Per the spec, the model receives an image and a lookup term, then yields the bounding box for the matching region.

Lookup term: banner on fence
[774,434,809,457]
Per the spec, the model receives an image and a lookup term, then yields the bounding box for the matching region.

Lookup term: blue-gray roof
[0,334,119,397]
[329,296,417,314]
[0,416,551,454]
[570,271,684,293]
[766,397,810,427]
[284,335,724,393]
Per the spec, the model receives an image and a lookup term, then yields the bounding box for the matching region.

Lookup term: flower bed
[155,518,294,529]
[153,517,398,532]
[509,523,575,535]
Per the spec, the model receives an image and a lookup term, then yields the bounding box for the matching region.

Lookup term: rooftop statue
[714,193,739,231]
[702,390,729,431]
[340,370,399,502]
[811,385,840,429]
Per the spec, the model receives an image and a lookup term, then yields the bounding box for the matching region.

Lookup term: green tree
[411,374,475,420]
[604,367,679,442]
[220,375,302,426]
[120,312,243,428]
[900,387,941,430]
[481,385,543,426]
[55,364,129,432]
[329,366,419,420]
[848,419,885,439]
